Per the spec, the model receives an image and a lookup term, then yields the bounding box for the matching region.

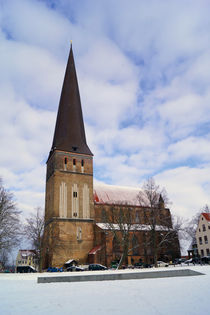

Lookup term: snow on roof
[96,223,170,231]
[19,250,36,258]
[202,213,210,222]
[94,183,140,205]
[64,259,78,264]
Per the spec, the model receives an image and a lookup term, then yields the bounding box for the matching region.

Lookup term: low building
[16,250,38,272]
[196,213,210,257]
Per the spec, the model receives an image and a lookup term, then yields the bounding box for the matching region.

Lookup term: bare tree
[23,207,44,271]
[102,203,136,269]
[0,179,21,258]
[137,177,180,267]
[0,249,9,268]
[185,204,210,241]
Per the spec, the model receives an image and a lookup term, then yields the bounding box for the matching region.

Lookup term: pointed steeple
[50,44,93,157]
[158,194,165,209]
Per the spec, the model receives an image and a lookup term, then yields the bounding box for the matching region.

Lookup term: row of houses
[188,212,210,258]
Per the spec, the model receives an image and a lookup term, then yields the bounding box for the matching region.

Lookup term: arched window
[81,159,84,173]
[64,157,68,170]
[132,235,139,256]
[113,236,121,255]
[73,159,76,172]
[101,209,106,222]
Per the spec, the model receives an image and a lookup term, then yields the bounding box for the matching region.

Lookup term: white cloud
[0,0,210,223]
[156,166,210,218]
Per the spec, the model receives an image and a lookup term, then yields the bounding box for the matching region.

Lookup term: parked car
[47,267,63,272]
[157,261,169,267]
[184,258,194,265]
[184,258,200,265]
[201,256,210,264]
[144,263,153,268]
[134,262,144,269]
[174,258,186,264]
[67,266,84,272]
[134,262,152,268]
[16,266,37,273]
[88,264,107,271]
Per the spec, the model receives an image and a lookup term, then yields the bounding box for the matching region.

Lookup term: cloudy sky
[0,0,210,221]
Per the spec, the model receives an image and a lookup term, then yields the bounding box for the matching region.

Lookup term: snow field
[0,265,209,315]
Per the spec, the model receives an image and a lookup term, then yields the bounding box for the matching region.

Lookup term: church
[42,45,180,268]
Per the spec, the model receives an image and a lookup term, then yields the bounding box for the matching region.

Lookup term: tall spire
[50,44,93,156]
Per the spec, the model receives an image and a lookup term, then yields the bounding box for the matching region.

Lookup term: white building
[16,250,38,272]
[196,213,210,257]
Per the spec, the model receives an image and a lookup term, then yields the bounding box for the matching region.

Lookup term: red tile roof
[93,183,140,205]
[88,245,102,255]
[202,213,210,221]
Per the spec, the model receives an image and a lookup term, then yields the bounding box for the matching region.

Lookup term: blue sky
[0,0,210,220]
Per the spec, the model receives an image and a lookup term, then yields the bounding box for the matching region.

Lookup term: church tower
[43,44,94,268]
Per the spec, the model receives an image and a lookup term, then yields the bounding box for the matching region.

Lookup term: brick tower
[43,44,94,268]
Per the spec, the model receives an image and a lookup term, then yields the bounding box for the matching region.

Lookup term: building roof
[202,213,210,222]
[50,44,92,158]
[96,223,170,231]
[88,245,102,255]
[19,250,36,258]
[94,183,140,205]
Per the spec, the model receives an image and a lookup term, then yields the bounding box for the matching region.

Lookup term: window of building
[101,209,106,221]
[202,224,206,231]
[64,157,68,170]
[208,226,210,230]
[199,228,201,232]
[199,237,202,245]
[201,249,204,256]
[73,159,76,165]
[135,211,140,223]
[73,191,77,198]
[206,248,209,255]
[81,159,84,173]
[113,236,121,255]
[77,227,82,240]
[132,235,139,256]
[204,235,208,244]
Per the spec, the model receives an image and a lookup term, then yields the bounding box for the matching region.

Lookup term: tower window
[73,159,76,165]
[73,191,77,198]
[81,160,84,166]
[64,157,68,170]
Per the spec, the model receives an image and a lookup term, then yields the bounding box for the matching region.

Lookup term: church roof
[93,183,140,205]
[50,44,92,157]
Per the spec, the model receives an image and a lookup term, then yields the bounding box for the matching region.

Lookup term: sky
[0,0,210,221]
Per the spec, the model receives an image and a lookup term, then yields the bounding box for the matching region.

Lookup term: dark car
[174,258,186,264]
[88,264,107,271]
[201,256,210,264]
[67,266,85,272]
[134,262,144,269]
[16,266,37,273]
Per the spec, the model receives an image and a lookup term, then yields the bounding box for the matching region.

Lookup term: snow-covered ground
[0,265,209,315]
